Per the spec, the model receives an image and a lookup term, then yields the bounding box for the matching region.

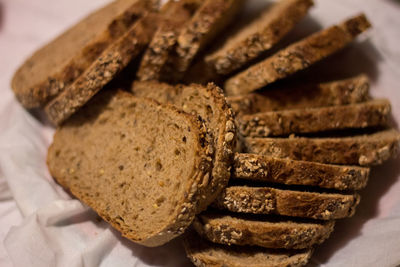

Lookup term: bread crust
[224,14,371,95]
[131,81,236,211]
[243,129,400,166]
[205,0,313,76]
[165,0,245,82]
[234,153,369,190]
[137,0,201,81]
[183,230,313,267]
[45,13,160,125]
[239,99,390,137]
[12,0,158,108]
[47,90,215,246]
[213,186,360,220]
[193,213,334,249]
[227,74,370,115]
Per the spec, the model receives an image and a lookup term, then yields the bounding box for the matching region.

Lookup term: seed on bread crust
[164,0,245,82]
[243,129,400,166]
[205,0,314,76]
[183,229,313,267]
[12,0,158,108]
[45,13,160,125]
[213,186,360,220]
[238,99,390,137]
[137,0,201,81]
[193,212,334,249]
[224,14,372,96]
[233,153,369,190]
[227,74,370,116]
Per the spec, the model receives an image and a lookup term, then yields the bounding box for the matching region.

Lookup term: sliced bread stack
[178,6,398,267]
[184,75,399,267]
[11,0,400,266]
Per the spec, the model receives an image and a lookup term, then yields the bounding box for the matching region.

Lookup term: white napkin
[1,0,400,266]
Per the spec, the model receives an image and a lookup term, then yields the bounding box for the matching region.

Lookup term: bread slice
[183,230,313,267]
[224,14,371,96]
[239,99,390,137]
[44,13,160,125]
[243,129,400,166]
[12,0,158,108]
[213,186,360,220]
[131,81,236,210]
[137,0,201,81]
[227,74,370,115]
[165,0,245,82]
[204,0,314,76]
[193,212,334,249]
[234,153,369,190]
[47,90,217,247]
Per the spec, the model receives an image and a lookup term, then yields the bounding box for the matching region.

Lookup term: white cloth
[1,0,400,266]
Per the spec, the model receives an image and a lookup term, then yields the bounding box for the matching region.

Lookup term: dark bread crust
[165,0,245,82]
[234,153,369,190]
[193,213,334,249]
[131,81,236,211]
[183,230,313,267]
[243,129,400,166]
[137,0,201,81]
[227,74,370,115]
[12,0,158,108]
[205,0,314,76]
[45,13,160,125]
[213,186,360,220]
[239,99,390,137]
[47,90,215,246]
[224,14,372,95]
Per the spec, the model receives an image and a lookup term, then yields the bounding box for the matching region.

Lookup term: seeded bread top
[243,129,400,166]
[12,0,158,108]
[227,74,370,115]
[238,99,390,137]
[183,230,313,267]
[47,90,215,246]
[213,186,360,220]
[224,14,372,95]
[233,153,369,190]
[137,0,201,81]
[205,0,314,76]
[44,12,160,125]
[193,212,334,249]
[165,0,245,82]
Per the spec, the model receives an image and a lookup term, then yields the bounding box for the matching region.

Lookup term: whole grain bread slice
[213,186,360,220]
[204,0,314,76]
[164,0,245,82]
[45,13,160,125]
[183,230,313,267]
[136,0,201,81]
[239,99,390,137]
[12,0,158,108]
[193,212,334,249]
[47,90,217,247]
[131,81,236,210]
[234,153,369,190]
[227,74,370,115]
[224,14,371,96]
[243,129,400,166]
